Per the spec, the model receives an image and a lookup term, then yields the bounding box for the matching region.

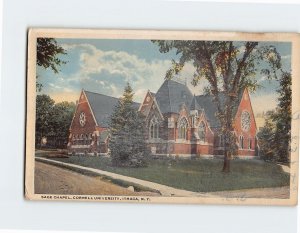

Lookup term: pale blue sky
[37,39,291,115]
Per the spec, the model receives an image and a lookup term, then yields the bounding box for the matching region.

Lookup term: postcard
[25,29,300,205]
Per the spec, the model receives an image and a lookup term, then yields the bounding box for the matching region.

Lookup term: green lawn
[36,152,290,192]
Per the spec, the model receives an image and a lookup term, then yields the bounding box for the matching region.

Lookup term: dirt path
[35,161,157,196]
[35,159,290,199]
[36,157,211,197]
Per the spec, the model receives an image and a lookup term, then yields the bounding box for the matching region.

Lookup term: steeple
[190,95,201,110]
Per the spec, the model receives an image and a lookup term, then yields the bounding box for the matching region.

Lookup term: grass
[36,152,290,192]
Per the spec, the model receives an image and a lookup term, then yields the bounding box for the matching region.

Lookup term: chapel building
[67,79,257,158]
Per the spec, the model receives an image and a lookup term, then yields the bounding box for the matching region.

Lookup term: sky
[37,39,292,116]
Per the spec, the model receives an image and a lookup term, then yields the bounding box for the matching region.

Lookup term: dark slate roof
[190,95,201,111]
[154,80,194,114]
[194,92,243,127]
[194,94,222,127]
[84,90,140,127]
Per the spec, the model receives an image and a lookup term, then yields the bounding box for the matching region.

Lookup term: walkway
[36,157,210,197]
[36,157,290,199]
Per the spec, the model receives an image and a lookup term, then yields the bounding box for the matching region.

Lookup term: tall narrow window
[178,118,188,140]
[239,135,244,149]
[149,116,159,139]
[198,121,206,142]
[248,138,252,149]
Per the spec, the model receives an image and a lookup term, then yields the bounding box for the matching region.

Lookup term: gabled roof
[190,95,201,111]
[155,79,194,114]
[139,92,164,121]
[84,90,140,127]
[194,91,243,127]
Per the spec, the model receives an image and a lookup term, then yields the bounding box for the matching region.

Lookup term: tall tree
[152,40,281,172]
[109,83,149,167]
[257,111,276,161]
[51,101,76,139]
[35,94,55,147]
[35,95,75,148]
[272,71,291,163]
[36,38,67,91]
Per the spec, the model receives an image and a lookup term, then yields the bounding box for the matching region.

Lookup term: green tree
[257,72,291,164]
[272,71,291,163]
[152,40,281,172]
[257,111,276,161]
[35,95,75,148]
[35,94,55,147]
[36,38,67,91]
[109,83,149,167]
[51,101,76,144]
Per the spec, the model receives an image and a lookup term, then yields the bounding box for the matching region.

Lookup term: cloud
[43,42,222,103]
[56,43,178,102]
[45,42,280,110]
[49,83,63,90]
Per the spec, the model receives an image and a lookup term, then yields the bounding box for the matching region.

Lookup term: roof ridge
[84,89,140,104]
[166,79,184,85]
[84,90,120,100]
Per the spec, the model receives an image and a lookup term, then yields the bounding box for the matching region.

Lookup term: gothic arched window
[198,121,206,142]
[149,116,159,139]
[178,118,188,140]
[248,138,252,149]
[239,135,244,149]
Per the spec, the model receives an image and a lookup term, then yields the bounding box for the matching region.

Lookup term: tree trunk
[222,151,230,173]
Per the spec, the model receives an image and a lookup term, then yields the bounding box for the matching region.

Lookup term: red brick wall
[68,91,98,154]
[69,92,97,137]
[196,144,214,155]
[234,89,257,156]
[173,143,191,154]
[164,113,178,141]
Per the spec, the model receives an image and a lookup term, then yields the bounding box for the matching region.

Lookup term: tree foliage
[36,94,55,146]
[152,40,282,172]
[257,111,276,161]
[257,71,291,163]
[35,94,75,148]
[273,71,291,163]
[36,38,67,91]
[109,83,149,167]
[51,101,76,138]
